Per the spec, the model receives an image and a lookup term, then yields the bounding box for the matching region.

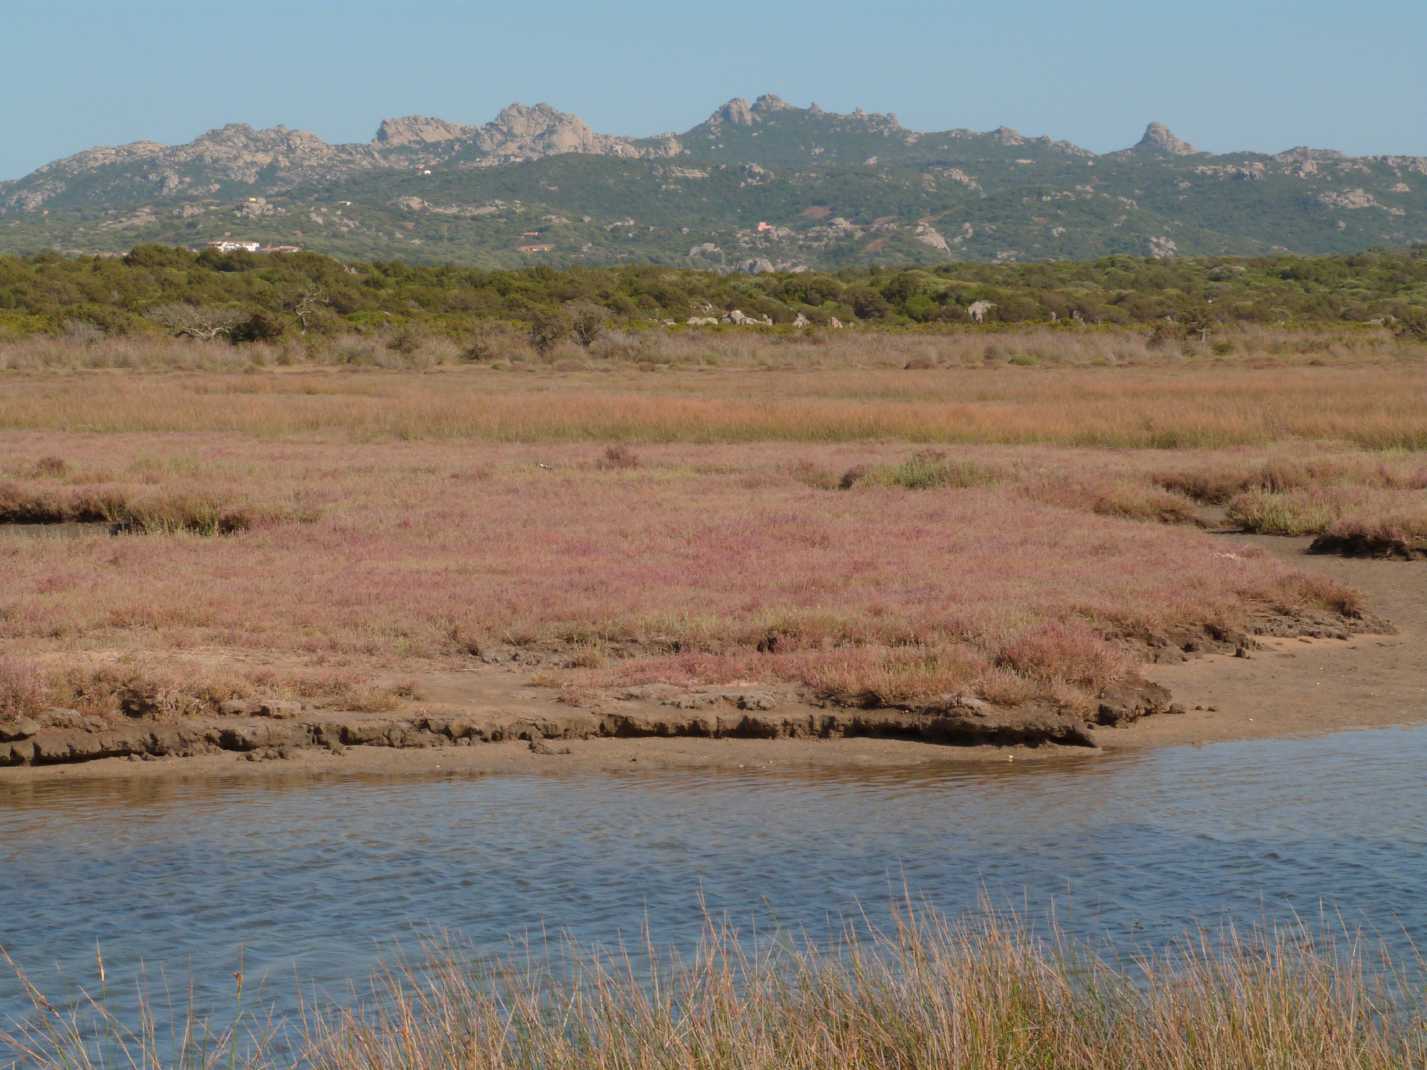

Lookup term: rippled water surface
[4,727,1427,1032]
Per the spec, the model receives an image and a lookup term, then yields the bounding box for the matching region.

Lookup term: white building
[206,240,261,254]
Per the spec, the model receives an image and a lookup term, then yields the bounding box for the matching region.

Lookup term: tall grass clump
[114,494,253,536]
[0,480,280,535]
[1228,489,1347,536]
[5,908,1424,1069]
[0,657,47,721]
[1024,477,1201,525]
[845,449,999,491]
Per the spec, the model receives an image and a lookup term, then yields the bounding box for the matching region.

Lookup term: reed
[4,908,1422,1069]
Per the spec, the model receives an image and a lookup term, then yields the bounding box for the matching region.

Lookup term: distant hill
[2,94,1424,267]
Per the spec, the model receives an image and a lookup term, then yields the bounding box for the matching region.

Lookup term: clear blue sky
[4,0,1424,180]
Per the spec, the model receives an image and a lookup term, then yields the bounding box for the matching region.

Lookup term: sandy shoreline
[4,536,1423,787]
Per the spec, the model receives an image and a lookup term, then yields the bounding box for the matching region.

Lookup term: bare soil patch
[1126,536,1427,749]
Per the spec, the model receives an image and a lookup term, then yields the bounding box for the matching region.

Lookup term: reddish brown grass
[0,657,47,720]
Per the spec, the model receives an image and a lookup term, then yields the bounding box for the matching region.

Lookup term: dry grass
[0,322,1417,374]
[0,654,417,723]
[0,657,46,720]
[1025,476,1202,525]
[0,332,1423,451]
[0,470,307,535]
[4,336,1422,1066]
[0,366,1422,449]
[5,907,1423,1069]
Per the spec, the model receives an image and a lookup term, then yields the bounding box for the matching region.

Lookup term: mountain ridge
[2,96,1423,267]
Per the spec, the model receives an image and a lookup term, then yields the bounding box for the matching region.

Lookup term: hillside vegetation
[2,96,1425,265]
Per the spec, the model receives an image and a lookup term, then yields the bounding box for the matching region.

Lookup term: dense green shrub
[0,247,1424,342]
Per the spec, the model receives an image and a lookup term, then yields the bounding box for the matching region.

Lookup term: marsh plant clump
[0,481,284,535]
[841,449,1000,491]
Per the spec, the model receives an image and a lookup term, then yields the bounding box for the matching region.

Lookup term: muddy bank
[1309,531,1427,560]
[1134,534,1427,750]
[0,676,1173,770]
[4,536,1421,782]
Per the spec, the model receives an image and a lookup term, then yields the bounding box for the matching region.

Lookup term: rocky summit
[1130,122,1199,156]
[0,95,1422,267]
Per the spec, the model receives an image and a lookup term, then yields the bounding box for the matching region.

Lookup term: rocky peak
[709,95,900,132]
[374,115,473,147]
[186,123,337,160]
[489,102,573,139]
[992,126,1025,146]
[713,98,756,126]
[1133,122,1198,156]
[473,102,647,160]
[1277,145,1346,162]
[194,122,257,143]
[752,94,791,115]
[195,123,302,147]
[843,106,902,132]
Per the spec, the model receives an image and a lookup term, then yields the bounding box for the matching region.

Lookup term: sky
[3,0,1424,180]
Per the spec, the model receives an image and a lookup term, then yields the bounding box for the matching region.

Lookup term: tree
[122,244,193,270]
[461,322,522,362]
[528,308,570,355]
[1180,303,1216,343]
[903,293,937,323]
[846,286,891,320]
[286,288,328,333]
[229,312,286,344]
[567,301,606,349]
[1391,306,1427,341]
[147,303,246,341]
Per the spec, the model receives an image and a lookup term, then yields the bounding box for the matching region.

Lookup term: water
[4,726,1427,1037]
[0,523,110,541]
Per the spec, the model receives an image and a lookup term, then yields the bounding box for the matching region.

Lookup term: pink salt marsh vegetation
[0,435,1362,717]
